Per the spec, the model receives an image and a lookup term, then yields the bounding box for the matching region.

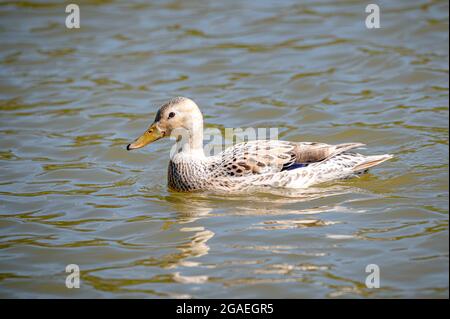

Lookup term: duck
[126,97,393,192]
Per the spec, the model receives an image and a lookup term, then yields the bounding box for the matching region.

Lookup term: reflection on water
[0,0,448,298]
[82,187,360,298]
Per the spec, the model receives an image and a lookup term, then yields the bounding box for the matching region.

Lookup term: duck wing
[209,140,365,177]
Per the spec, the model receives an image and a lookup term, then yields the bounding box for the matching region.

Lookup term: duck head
[126,97,204,151]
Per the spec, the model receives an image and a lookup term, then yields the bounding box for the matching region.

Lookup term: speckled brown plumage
[166,140,392,192]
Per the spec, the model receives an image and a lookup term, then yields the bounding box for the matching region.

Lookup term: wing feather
[208,140,365,177]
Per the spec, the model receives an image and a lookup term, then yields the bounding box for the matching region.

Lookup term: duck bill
[126,124,164,151]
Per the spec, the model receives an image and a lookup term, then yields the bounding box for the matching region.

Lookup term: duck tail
[322,142,366,161]
[352,154,394,172]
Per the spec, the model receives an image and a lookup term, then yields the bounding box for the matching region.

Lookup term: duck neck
[173,123,205,159]
[185,125,205,156]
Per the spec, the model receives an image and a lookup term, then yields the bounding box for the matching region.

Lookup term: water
[0,0,448,298]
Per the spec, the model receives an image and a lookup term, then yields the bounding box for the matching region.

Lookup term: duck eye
[168,112,175,119]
